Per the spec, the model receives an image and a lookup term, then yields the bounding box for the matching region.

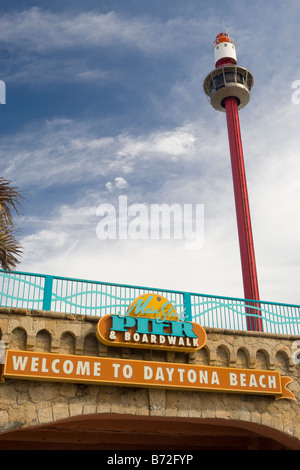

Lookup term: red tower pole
[224,96,262,331]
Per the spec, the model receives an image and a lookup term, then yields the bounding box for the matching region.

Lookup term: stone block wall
[0,307,299,443]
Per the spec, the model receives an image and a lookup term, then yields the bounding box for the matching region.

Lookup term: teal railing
[0,270,299,335]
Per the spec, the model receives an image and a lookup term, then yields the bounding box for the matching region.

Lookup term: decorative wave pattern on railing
[0,272,45,309]
[190,296,300,335]
[0,270,299,334]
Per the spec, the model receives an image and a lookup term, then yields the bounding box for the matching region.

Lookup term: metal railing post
[183,293,192,322]
[42,275,53,311]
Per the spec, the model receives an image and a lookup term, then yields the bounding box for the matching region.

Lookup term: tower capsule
[213,32,237,68]
[203,33,254,112]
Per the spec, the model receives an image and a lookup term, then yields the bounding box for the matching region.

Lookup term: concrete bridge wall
[0,307,299,450]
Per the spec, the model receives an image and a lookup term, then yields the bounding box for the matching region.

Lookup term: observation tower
[203,33,262,331]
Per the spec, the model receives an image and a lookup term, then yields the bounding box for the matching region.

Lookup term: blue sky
[0,0,299,304]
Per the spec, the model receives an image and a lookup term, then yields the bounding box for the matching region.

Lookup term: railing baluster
[183,293,192,322]
[42,275,53,311]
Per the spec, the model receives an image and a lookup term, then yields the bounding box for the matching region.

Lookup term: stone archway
[0,414,299,450]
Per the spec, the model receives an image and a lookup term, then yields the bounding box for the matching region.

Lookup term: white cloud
[0,119,204,189]
[118,128,197,159]
[76,70,110,82]
[2,85,298,306]
[0,119,114,187]
[105,177,129,192]
[0,8,210,54]
[105,182,113,192]
[19,207,241,300]
[0,7,215,85]
[114,177,128,189]
[13,103,299,305]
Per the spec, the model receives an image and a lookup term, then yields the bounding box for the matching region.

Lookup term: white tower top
[213,32,237,68]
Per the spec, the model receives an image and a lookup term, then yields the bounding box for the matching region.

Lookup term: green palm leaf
[0,178,23,271]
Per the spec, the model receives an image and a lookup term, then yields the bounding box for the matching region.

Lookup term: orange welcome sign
[96,293,207,353]
[1,349,295,400]
[0,294,295,401]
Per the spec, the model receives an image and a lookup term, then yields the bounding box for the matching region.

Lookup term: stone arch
[236,347,250,368]
[83,333,99,356]
[216,345,230,367]
[10,327,27,350]
[256,349,270,370]
[275,350,290,375]
[0,414,299,450]
[274,343,294,367]
[60,332,76,355]
[36,329,51,352]
[197,345,209,365]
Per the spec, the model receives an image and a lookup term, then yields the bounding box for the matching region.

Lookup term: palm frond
[0,229,23,271]
[0,178,23,226]
[0,178,23,271]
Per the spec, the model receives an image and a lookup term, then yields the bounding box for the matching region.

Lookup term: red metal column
[224,96,262,331]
